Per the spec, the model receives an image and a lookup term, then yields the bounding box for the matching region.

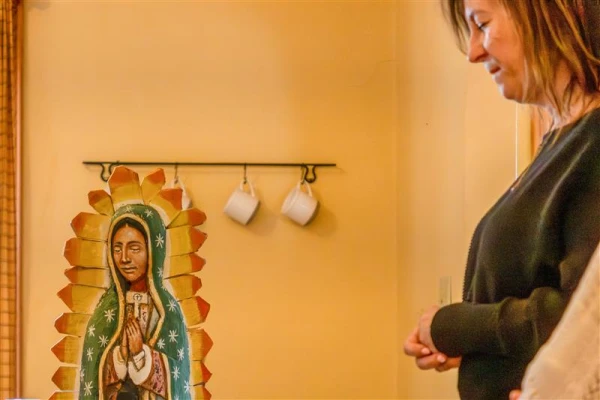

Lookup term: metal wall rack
[83,161,337,183]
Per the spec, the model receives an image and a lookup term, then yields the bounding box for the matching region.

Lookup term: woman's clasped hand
[403,305,461,372]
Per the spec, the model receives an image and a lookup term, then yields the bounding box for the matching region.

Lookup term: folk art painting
[51,166,212,399]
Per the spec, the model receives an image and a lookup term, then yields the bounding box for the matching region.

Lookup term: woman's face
[463,0,527,102]
[112,224,148,284]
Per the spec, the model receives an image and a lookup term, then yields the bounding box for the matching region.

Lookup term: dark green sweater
[431,107,600,400]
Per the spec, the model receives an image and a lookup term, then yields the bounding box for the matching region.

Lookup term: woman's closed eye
[476,21,489,31]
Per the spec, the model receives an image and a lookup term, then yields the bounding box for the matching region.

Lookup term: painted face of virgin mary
[112,224,148,284]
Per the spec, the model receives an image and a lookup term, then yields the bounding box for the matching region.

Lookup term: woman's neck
[546,93,600,128]
[537,63,600,128]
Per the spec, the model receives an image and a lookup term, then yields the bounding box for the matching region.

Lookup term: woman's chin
[498,85,523,103]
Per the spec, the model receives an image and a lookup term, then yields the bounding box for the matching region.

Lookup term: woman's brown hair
[442,0,600,125]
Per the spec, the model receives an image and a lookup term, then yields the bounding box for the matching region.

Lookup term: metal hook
[174,163,179,184]
[305,165,317,184]
[100,163,111,182]
[243,163,248,184]
[101,162,119,182]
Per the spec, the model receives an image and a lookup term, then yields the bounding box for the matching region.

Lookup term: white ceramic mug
[281,180,319,226]
[224,180,260,225]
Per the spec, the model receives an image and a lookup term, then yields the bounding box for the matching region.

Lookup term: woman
[404,1,600,399]
[80,208,192,399]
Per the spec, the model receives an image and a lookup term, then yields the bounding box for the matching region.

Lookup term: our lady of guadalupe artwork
[51,166,212,400]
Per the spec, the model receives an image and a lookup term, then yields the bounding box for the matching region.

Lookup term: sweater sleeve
[431,139,600,359]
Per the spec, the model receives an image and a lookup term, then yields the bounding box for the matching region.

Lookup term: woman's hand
[403,326,433,358]
[126,317,144,356]
[403,306,462,372]
[411,349,461,371]
[434,355,461,372]
[417,305,439,352]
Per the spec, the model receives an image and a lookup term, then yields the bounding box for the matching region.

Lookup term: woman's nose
[467,33,486,63]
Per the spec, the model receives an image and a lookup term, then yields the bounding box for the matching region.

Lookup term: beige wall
[22,1,530,399]
[23,1,397,399]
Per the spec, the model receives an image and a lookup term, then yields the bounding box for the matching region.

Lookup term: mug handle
[240,180,256,197]
[300,180,313,197]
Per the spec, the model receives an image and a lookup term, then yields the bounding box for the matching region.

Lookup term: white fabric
[519,243,600,399]
[112,346,128,380]
[128,344,153,385]
[131,347,146,371]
